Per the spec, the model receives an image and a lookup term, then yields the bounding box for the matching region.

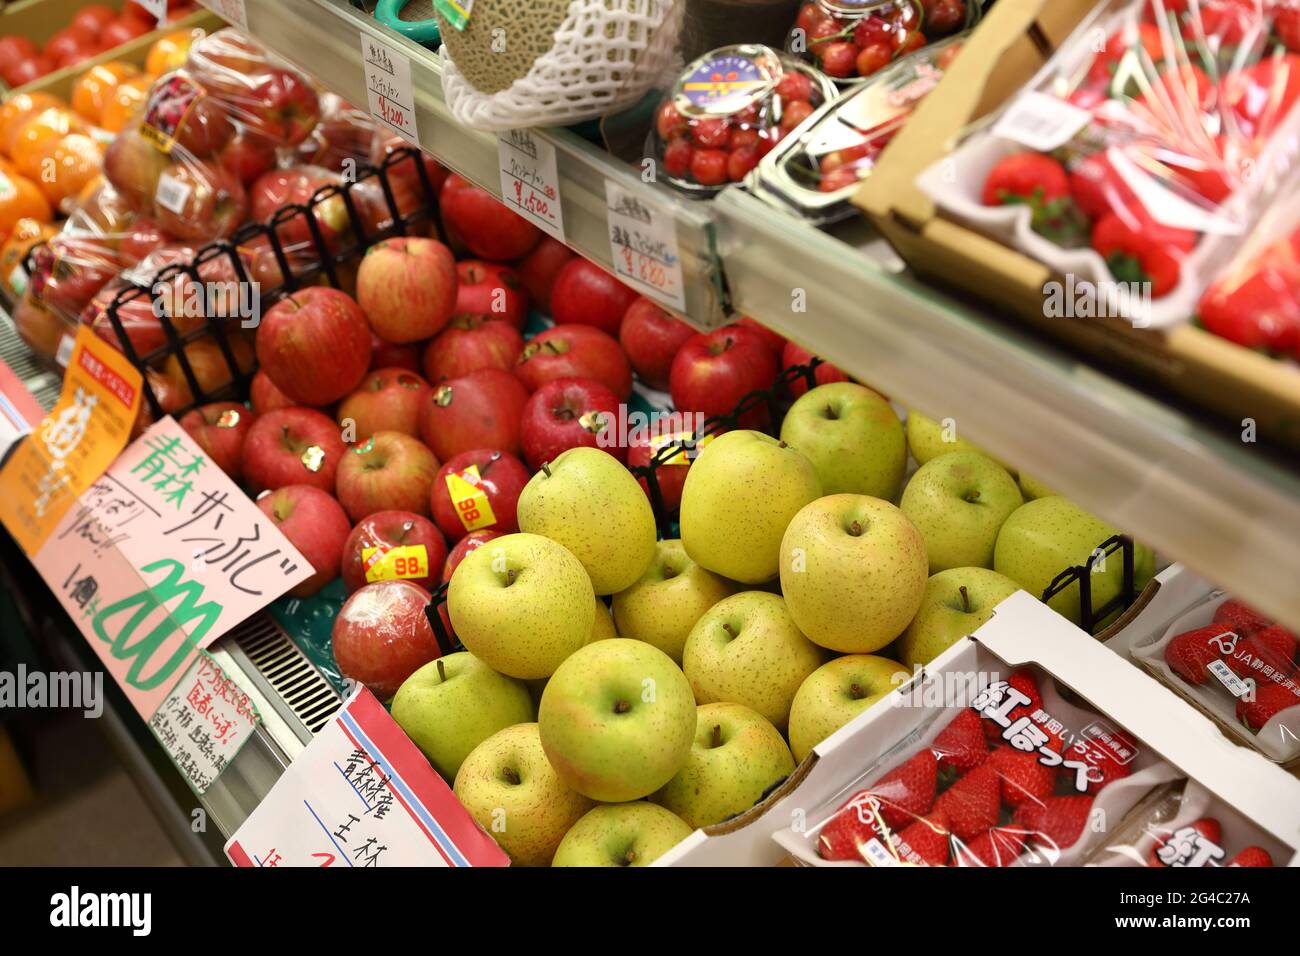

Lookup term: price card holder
[604,181,686,312]
[498,130,565,242]
[198,0,248,29]
[225,687,510,867]
[360,34,419,144]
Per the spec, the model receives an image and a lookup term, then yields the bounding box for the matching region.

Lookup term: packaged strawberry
[1090,779,1290,867]
[917,0,1300,328]
[753,35,964,223]
[786,0,976,84]
[648,44,836,194]
[1131,590,1300,763]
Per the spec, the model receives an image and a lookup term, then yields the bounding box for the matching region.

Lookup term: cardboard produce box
[855,0,1300,450]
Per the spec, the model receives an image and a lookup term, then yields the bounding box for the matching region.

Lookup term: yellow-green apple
[179,402,255,481]
[906,410,1010,471]
[611,538,733,662]
[256,484,350,597]
[392,652,534,782]
[447,533,594,679]
[517,446,656,595]
[453,722,593,867]
[332,580,440,699]
[787,655,911,762]
[430,448,529,542]
[514,324,633,401]
[779,494,928,653]
[243,407,347,494]
[900,451,1023,572]
[340,510,447,593]
[994,496,1154,627]
[618,297,695,391]
[454,260,528,329]
[653,702,794,828]
[356,236,457,343]
[418,368,530,462]
[549,258,637,336]
[592,597,618,640]
[255,287,372,406]
[898,567,1020,667]
[679,430,821,584]
[538,638,696,802]
[1019,473,1056,500]
[336,368,431,442]
[518,377,624,468]
[780,381,905,499]
[551,802,691,867]
[670,326,779,429]
[516,237,575,314]
[783,341,849,398]
[423,314,523,384]
[440,173,541,261]
[335,431,439,522]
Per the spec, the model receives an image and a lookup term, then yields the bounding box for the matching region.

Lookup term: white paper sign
[360,34,419,144]
[199,0,249,30]
[225,688,509,868]
[148,654,259,794]
[604,181,686,312]
[497,130,565,242]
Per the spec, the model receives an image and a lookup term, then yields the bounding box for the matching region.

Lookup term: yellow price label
[445,464,497,532]
[361,544,429,583]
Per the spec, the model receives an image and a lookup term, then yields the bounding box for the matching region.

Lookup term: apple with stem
[619,297,695,391]
[454,260,529,329]
[336,368,431,442]
[901,451,1024,573]
[335,431,439,522]
[179,401,255,481]
[611,539,733,663]
[255,286,372,406]
[430,448,529,543]
[780,381,906,500]
[670,326,779,429]
[243,407,347,494]
[356,236,457,343]
[422,315,523,383]
[256,484,351,597]
[787,655,912,762]
[552,802,692,867]
[341,510,447,593]
[514,324,633,401]
[899,567,1021,668]
[418,367,530,462]
[519,377,624,469]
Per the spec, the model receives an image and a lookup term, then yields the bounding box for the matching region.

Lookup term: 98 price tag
[445,465,496,532]
[362,544,429,583]
[605,181,686,312]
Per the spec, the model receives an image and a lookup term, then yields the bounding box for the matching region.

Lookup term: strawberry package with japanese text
[917,0,1300,328]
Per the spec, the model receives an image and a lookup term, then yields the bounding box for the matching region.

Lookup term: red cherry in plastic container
[690,149,730,186]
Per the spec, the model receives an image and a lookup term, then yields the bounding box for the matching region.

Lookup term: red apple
[71,6,116,39]
[180,401,256,481]
[369,332,423,373]
[152,334,256,412]
[104,128,171,212]
[549,258,638,336]
[619,296,695,391]
[336,368,431,441]
[335,430,440,522]
[783,340,850,397]
[216,130,278,185]
[44,30,87,63]
[356,236,457,343]
[369,132,448,220]
[242,66,320,146]
[172,91,234,157]
[515,324,632,400]
[736,316,787,358]
[0,37,37,63]
[332,580,440,699]
[519,377,623,469]
[251,368,297,414]
[154,160,247,242]
[417,367,529,462]
[4,55,55,86]
[256,484,352,597]
[243,407,347,493]
[429,448,529,543]
[439,173,541,261]
[422,315,523,384]
[250,165,350,249]
[341,510,447,593]
[36,235,122,319]
[118,217,172,267]
[516,236,575,314]
[670,326,779,429]
[443,529,503,582]
[454,259,529,330]
[255,287,372,406]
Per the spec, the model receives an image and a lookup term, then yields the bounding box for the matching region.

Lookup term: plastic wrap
[919,0,1300,327]
[648,44,836,194]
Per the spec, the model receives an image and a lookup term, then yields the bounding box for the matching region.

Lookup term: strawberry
[870,748,938,829]
[934,762,1001,840]
[1148,817,1222,867]
[1066,729,1137,795]
[1225,625,1297,678]
[1092,207,1198,298]
[1237,680,1300,731]
[1213,599,1272,637]
[1198,240,1300,353]
[932,710,988,774]
[896,810,951,867]
[1164,625,1227,684]
[980,153,1087,244]
[956,825,1030,867]
[1069,151,1135,220]
[988,745,1055,807]
[983,669,1043,744]
[1227,846,1274,867]
[817,790,882,862]
[1015,795,1094,851]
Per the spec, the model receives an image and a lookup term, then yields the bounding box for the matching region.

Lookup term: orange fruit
[0,92,64,158]
[71,61,140,123]
[10,109,87,182]
[37,134,103,211]
[0,168,52,241]
[0,217,57,293]
[99,75,152,134]
[145,28,204,77]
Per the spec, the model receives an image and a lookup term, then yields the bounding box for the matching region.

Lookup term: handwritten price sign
[498,130,565,242]
[604,181,686,311]
[361,35,418,143]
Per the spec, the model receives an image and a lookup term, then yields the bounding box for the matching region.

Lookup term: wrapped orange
[11,109,88,181]
[38,134,104,211]
[99,75,152,134]
[71,62,140,124]
[0,217,57,296]
[0,92,64,158]
[0,166,52,242]
[145,28,204,77]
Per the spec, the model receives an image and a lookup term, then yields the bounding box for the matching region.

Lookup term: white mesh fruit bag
[440,0,687,130]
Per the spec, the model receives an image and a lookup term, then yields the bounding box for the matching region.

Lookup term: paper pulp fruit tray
[656,589,1300,866]
[853,0,1300,451]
